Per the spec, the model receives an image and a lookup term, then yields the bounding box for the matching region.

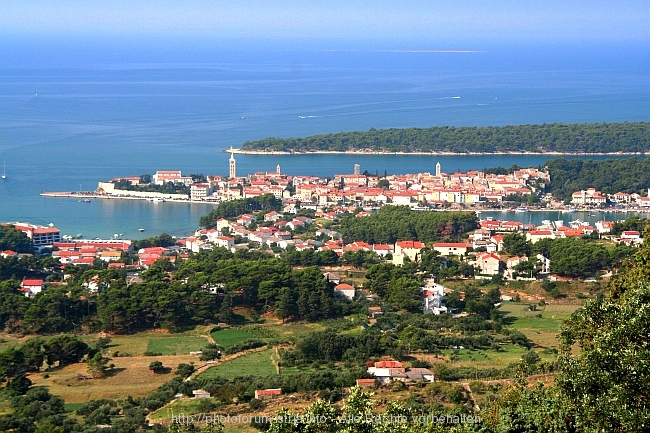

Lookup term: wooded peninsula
[241,122,650,154]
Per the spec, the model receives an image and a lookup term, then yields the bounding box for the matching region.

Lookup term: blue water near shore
[0,41,649,238]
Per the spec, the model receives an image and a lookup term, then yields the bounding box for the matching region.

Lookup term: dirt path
[459,382,481,413]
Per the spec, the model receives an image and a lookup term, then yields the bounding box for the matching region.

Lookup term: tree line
[338,206,478,244]
[241,122,650,153]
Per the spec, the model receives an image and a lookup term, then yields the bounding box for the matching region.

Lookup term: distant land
[240,122,650,154]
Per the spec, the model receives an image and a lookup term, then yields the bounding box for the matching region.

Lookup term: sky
[1,0,649,43]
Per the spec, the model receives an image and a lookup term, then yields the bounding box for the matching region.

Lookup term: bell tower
[229,147,237,179]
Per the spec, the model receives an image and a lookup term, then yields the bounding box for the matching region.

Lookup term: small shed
[255,388,282,400]
[192,389,211,399]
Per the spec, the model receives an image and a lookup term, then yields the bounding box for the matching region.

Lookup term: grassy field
[197,350,277,379]
[211,329,257,348]
[147,336,208,355]
[79,328,213,357]
[29,354,200,403]
[150,398,220,420]
[498,302,582,348]
[279,365,324,375]
[263,322,324,338]
[428,303,583,370]
[64,402,86,413]
[439,344,532,367]
[0,336,22,350]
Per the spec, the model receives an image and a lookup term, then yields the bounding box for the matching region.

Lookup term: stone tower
[229,147,236,179]
[436,162,441,177]
[277,164,281,175]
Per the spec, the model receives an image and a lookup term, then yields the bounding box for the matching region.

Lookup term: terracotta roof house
[255,389,282,400]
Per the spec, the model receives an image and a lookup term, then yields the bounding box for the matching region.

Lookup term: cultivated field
[147,336,208,355]
[499,302,582,348]
[197,349,277,380]
[210,329,257,348]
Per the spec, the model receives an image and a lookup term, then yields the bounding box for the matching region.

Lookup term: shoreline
[40,192,219,205]
[229,149,648,156]
[39,193,650,214]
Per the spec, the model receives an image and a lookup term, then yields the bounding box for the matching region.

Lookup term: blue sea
[1,39,649,239]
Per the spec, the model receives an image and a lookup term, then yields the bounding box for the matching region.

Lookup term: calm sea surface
[1,42,649,238]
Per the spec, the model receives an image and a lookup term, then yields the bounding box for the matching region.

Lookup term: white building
[334,283,356,300]
[190,183,213,201]
[20,278,44,297]
[153,170,182,185]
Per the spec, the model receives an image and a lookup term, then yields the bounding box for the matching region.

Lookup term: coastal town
[42,150,650,213]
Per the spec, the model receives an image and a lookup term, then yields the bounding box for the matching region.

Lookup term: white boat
[2,161,6,179]
[515,207,529,213]
[139,228,145,232]
[562,208,576,213]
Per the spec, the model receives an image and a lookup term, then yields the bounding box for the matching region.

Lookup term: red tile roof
[375,361,404,368]
[396,241,425,249]
[255,389,282,396]
[22,278,44,286]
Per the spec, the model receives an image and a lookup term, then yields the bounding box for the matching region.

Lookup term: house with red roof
[367,360,434,384]
[356,378,377,387]
[21,277,44,297]
[433,242,470,256]
[254,389,282,400]
[72,257,95,265]
[595,221,615,234]
[621,231,641,240]
[526,230,555,243]
[214,236,235,250]
[264,211,281,222]
[1,250,17,258]
[372,244,394,257]
[476,252,501,275]
[334,283,356,300]
[395,241,425,262]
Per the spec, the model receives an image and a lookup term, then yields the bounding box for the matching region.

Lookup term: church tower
[277,164,281,175]
[436,162,441,177]
[229,147,237,179]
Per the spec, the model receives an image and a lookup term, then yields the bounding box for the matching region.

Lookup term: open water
[0,41,649,238]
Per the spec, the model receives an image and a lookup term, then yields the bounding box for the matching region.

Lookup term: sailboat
[2,162,6,179]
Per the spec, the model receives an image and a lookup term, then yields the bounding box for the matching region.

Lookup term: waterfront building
[190,183,212,201]
[4,222,61,249]
[571,188,607,205]
[153,170,182,185]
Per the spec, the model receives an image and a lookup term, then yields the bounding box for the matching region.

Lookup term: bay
[0,42,649,238]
